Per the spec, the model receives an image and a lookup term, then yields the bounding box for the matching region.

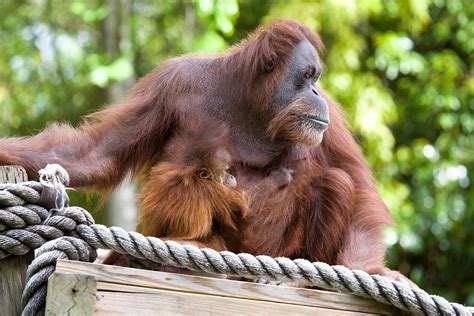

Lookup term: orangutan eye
[198,168,213,180]
[304,67,316,80]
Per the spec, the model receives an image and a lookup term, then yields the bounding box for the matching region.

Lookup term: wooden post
[0,165,28,184]
[0,165,34,316]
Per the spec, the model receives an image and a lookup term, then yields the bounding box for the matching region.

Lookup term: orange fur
[137,128,247,252]
[1,20,408,283]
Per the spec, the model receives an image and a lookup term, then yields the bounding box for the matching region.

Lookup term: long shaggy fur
[0,19,400,278]
[137,129,247,251]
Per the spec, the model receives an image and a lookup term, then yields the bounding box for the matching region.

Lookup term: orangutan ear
[260,50,278,74]
[256,34,280,75]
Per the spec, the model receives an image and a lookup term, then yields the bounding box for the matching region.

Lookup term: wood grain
[0,165,28,184]
[0,165,32,316]
[94,284,377,316]
[45,272,97,316]
[56,259,395,315]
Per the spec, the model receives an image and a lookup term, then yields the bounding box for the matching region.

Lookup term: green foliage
[90,58,134,87]
[0,0,472,304]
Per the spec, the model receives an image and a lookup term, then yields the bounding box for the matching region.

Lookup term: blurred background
[0,0,473,304]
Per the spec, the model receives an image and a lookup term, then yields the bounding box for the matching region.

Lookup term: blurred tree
[101,0,137,231]
[0,0,472,304]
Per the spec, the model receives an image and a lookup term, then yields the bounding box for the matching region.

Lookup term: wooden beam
[0,165,33,316]
[94,283,374,316]
[45,272,96,316]
[56,259,396,315]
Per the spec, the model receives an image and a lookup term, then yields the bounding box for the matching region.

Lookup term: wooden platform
[46,259,397,315]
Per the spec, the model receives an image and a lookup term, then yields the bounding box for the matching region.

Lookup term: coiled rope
[0,165,471,316]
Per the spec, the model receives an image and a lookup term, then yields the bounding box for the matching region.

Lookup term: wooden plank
[56,259,395,314]
[45,272,97,316]
[94,284,377,316]
[0,165,32,316]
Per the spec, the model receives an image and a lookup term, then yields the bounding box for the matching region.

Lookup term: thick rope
[0,205,93,259]
[21,236,96,316]
[0,178,471,316]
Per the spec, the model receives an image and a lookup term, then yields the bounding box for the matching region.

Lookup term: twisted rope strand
[0,179,471,316]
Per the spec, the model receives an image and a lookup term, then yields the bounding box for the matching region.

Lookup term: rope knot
[37,164,70,211]
[37,164,70,187]
[43,206,95,233]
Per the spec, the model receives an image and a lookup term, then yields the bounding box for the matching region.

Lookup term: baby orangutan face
[196,148,237,188]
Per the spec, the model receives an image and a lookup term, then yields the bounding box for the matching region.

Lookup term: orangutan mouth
[303,115,329,129]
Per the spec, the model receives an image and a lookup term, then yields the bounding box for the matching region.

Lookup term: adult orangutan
[0,19,411,284]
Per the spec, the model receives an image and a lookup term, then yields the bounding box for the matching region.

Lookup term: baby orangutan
[102,127,247,269]
[138,127,247,251]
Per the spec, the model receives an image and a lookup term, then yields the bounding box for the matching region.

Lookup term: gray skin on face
[199,39,329,168]
[269,40,329,129]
